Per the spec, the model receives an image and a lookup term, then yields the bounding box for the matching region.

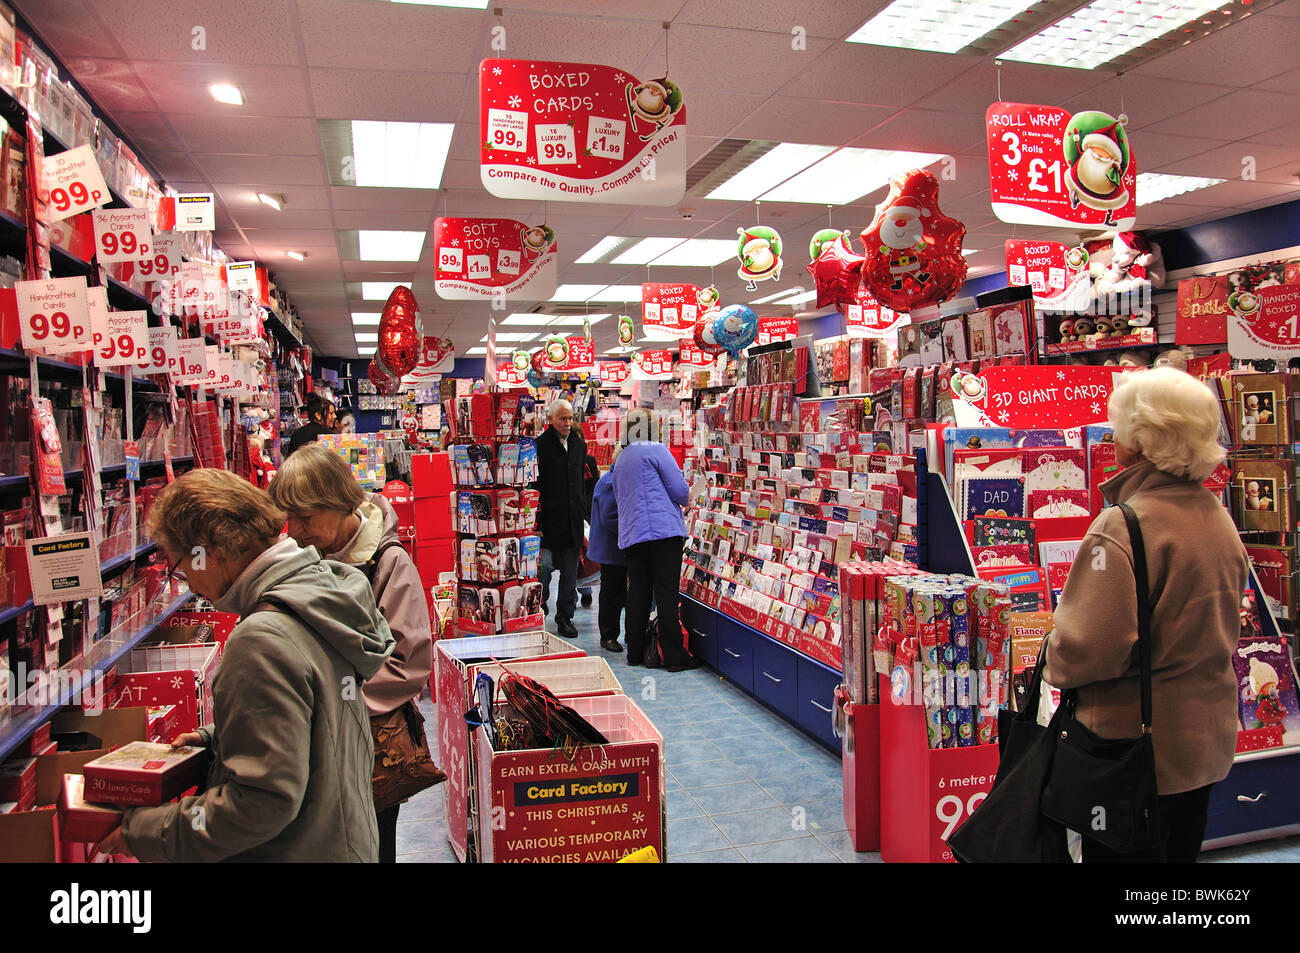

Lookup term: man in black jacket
[535,399,586,638]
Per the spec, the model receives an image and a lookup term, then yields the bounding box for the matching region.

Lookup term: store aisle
[399,592,1300,864]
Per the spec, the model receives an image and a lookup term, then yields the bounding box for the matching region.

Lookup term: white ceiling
[17,0,1300,357]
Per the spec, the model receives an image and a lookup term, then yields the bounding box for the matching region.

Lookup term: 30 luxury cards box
[81,741,208,806]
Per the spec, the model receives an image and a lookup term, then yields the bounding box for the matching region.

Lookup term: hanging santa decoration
[860,169,966,313]
[617,314,635,347]
[1062,111,1131,227]
[696,285,721,315]
[736,225,783,291]
[376,285,422,378]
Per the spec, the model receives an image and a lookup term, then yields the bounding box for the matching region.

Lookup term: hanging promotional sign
[597,360,630,386]
[951,365,1128,429]
[91,208,152,263]
[1227,284,1300,360]
[175,338,207,385]
[496,360,529,388]
[41,145,110,223]
[755,316,799,346]
[642,282,699,340]
[174,193,216,231]
[479,58,686,205]
[678,340,716,368]
[27,531,104,605]
[16,276,91,354]
[433,217,557,301]
[986,102,1137,231]
[416,336,456,374]
[225,261,257,291]
[138,326,180,375]
[631,349,674,381]
[537,334,595,373]
[127,231,181,281]
[1004,239,1093,308]
[843,287,905,339]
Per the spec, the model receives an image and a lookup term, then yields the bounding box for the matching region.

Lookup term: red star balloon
[806,234,866,309]
[377,286,422,378]
[860,169,966,313]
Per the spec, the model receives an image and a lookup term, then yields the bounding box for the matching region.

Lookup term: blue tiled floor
[400,590,1300,863]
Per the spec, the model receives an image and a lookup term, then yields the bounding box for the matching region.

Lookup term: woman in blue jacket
[587,448,626,654]
[612,410,699,670]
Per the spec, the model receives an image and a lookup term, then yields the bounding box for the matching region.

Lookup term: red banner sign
[1004,239,1093,304]
[496,360,528,388]
[952,364,1129,429]
[755,315,798,346]
[677,340,715,368]
[433,217,557,301]
[1228,284,1300,360]
[597,360,630,385]
[986,102,1137,231]
[539,335,595,373]
[641,283,700,340]
[843,288,904,338]
[479,58,686,206]
[632,349,674,380]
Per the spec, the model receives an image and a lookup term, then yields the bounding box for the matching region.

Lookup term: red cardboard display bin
[412,452,453,498]
[434,631,584,863]
[841,700,881,852]
[114,643,220,736]
[880,675,999,863]
[474,694,665,864]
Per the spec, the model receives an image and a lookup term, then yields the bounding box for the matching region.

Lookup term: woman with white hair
[1044,367,1250,863]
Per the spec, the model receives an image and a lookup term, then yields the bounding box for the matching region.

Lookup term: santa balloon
[860,169,966,313]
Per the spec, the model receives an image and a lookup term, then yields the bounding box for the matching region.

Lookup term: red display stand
[879,676,999,863]
[841,700,881,852]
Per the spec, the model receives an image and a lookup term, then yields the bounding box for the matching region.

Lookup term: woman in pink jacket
[270,443,440,863]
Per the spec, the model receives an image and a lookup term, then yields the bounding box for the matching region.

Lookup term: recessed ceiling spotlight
[209,83,245,106]
[256,192,284,211]
[286,250,307,261]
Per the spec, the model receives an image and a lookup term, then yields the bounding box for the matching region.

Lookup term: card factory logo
[49,884,151,933]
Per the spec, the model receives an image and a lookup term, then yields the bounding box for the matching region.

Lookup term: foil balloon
[368,356,398,396]
[376,285,421,378]
[542,334,569,369]
[692,311,726,356]
[530,350,544,374]
[806,234,867,309]
[526,369,544,389]
[860,168,966,313]
[711,304,759,357]
[617,314,634,347]
[736,226,783,291]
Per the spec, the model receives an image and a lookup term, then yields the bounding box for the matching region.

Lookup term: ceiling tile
[148,151,205,182]
[1146,89,1298,142]
[58,57,153,114]
[129,62,312,117]
[1063,75,1236,132]
[678,0,880,38]
[308,68,468,122]
[105,110,184,154]
[330,209,433,230]
[297,0,486,72]
[1157,141,1300,184]
[1255,67,1300,94]
[1250,120,1300,147]
[90,0,303,65]
[164,115,321,154]
[233,207,336,229]
[786,46,981,108]
[1135,132,1234,168]
[194,152,327,185]
[850,107,985,155]
[11,0,120,57]
[730,99,895,146]
[328,186,442,211]
[664,25,833,97]
[1132,11,1300,88]
[492,11,666,68]
[213,183,332,210]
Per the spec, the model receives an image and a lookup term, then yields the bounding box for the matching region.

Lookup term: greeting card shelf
[42,127,133,212]
[99,540,159,580]
[0,589,195,762]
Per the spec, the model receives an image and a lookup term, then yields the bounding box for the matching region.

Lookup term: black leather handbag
[1039,502,1161,854]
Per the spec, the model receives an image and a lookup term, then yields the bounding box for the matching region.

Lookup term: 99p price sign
[139,326,180,375]
[91,208,153,262]
[95,310,150,367]
[132,232,181,279]
[41,145,111,223]
[16,277,91,354]
[986,102,1137,231]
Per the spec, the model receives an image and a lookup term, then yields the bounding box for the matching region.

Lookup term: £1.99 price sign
[91,208,153,262]
[16,277,92,354]
[41,145,111,223]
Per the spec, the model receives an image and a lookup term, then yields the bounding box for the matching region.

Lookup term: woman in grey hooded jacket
[99,468,395,862]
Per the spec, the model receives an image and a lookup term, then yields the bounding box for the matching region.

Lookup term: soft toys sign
[433,217,557,301]
[860,169,966,313]
[642,282,700,340]
[736,226,783,291]
[631,349,674,381]
[951,365,1128,429]
[478,58,686,205]
[986,102,1137,230]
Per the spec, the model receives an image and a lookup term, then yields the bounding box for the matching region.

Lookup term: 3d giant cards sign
[1227,285,1300,360]
[479,58,686,205]
[1004,239,1093,310]
[951,365,1128,429]
[986,102,1137,231]
[433,217,557,301]
[642,282,699,340]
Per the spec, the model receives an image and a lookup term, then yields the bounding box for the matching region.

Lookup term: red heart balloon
[377,286,422,377]
[806,234,866,309]
[860,168,966,313]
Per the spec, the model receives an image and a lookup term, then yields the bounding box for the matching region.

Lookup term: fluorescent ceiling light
[355,333,379,342]
[1136,172,1226,206]
[550,284,609,301]
[708,143,835,201]
[1000,0,1226,70]
[481,332,537,342]
[588,285,643,302]
[361,281,412,300]
[775,290,819,305]
[847,0,1035,54]
[209,83,245,106]
[465,346,489,355]
[552,314,610,326]
[761,148,945,204]
[357,346,376,355]
[750,287,800,304]
[357,230,425,261]
[352,312,381,326]
[576,236,628,264]
[286,250,307,261]
[650,239,737,267]
[393,0,490,6]
[962,248,978,254]
[350,121,453,189]
[613,237,684,265]
[256,192,283,211]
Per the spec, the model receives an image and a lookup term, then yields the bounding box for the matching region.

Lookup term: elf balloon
[693,311,726,356]
[711,304,758,357]
[806,234,867,309]
[376,286,422,378]
[736,226,783,291]
[860,169,966,313]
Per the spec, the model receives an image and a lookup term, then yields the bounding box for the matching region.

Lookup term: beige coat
[1044,461,1250,795]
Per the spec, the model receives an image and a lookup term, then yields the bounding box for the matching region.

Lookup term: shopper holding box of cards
[1045,368,1249,863]
[97,468,395,862]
